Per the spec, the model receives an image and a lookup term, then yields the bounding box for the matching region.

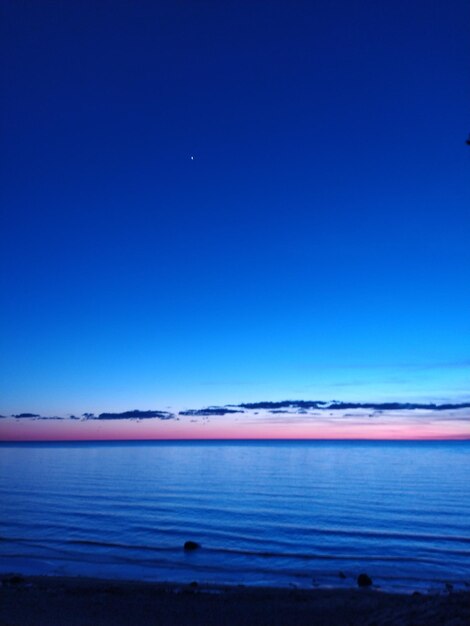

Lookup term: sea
[1,440,469,593]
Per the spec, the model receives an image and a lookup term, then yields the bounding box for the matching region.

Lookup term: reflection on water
[0,441,469,591]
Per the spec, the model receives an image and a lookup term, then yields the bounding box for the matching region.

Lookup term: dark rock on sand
[184,541,201,552]
[2,575,26,586]
[357,573,373,587]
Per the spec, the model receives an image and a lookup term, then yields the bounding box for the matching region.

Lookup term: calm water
[0,441,469,592]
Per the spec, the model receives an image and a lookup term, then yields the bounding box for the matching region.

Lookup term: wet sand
[1,575,469,625]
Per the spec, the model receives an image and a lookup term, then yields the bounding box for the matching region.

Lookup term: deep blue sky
[1,1,469,415]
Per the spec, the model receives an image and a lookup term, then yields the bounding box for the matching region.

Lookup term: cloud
[8,413,66,420]
[179,407,244,416]
[233,400,470,411]
[37,416,64,420]
[92,410,175,420]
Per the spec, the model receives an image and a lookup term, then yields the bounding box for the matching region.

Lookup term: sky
[1,1,469,440]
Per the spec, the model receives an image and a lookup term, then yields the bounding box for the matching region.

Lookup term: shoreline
[1,574,469,625]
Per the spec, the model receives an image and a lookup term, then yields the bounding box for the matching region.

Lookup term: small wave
[2,535,469,567]
[68,539,175,553]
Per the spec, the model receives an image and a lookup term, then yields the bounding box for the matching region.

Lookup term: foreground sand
[1,575,469,626]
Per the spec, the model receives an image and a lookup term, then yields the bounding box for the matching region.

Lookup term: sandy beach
[1,574,469,626]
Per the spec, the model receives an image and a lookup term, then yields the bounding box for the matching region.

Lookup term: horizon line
[1,436,469,443]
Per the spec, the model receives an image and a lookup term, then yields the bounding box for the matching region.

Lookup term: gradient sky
[1,1,469,438]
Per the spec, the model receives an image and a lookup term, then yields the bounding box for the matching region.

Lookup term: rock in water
[357,573,373,587]
[183,541,200,552]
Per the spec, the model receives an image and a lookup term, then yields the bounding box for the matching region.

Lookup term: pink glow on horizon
[1,412,469,441]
